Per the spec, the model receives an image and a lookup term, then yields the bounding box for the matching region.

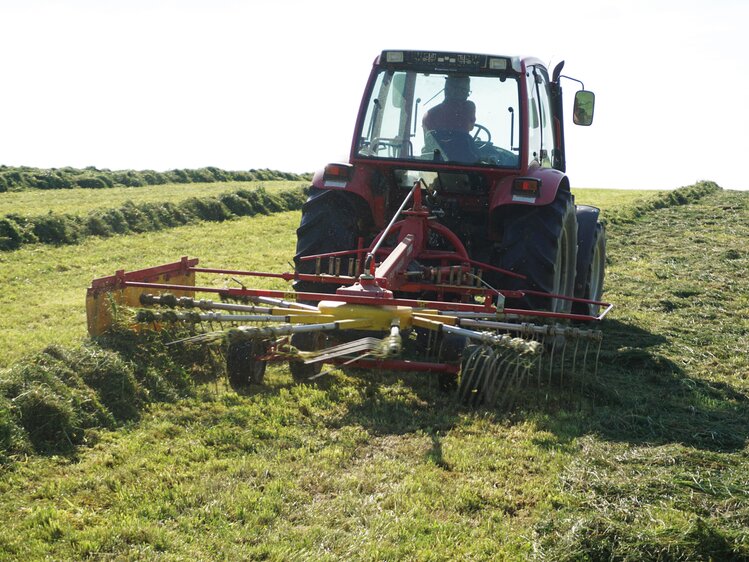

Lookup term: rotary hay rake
[86,182,611,407]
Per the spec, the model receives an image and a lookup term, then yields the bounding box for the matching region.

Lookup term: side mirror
[573,90,595,126]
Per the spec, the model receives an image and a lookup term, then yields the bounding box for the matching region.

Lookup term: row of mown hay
[603,180,721,225]
[0,166,310,192]
[0,327,222,461]
[0,186,307,251]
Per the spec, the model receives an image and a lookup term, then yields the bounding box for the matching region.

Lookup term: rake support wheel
[226,339,268,389]
[288,332,326,382]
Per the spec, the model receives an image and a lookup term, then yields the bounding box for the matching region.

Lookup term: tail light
[323,163,353,188]
[511,177,541,201]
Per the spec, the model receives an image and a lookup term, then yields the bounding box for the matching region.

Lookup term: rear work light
[323,163,353,188]
[511,177,541,202]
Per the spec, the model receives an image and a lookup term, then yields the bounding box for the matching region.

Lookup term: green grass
[0,211,299,368]
[0,183,654,220]
[2,183,747,560]
[0,180,306,217]
[534,187,749,559]
[0,380,569,560]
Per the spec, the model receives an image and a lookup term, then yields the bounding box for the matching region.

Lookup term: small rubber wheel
[226,340,267,389]
[438,333,466,392]
[288,332,325,382]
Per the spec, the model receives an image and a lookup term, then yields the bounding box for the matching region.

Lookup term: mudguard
[488,167,567,212]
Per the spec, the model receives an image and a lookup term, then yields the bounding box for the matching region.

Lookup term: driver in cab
[422,75,478,161]
[422,75,475,133]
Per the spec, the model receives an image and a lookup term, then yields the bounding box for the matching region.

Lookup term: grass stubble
[1,182,747,560]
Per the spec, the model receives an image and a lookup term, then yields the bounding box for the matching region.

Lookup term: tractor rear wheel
[492,189,578,313]
[291,189,372,381]
[293,188,371,295]
[573,214,606,316]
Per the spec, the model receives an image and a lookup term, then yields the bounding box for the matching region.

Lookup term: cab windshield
[357,69,520,167]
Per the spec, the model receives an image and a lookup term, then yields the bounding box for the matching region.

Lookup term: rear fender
[488,167,567,211]
[488,168,569,240]
[311,164,382,225]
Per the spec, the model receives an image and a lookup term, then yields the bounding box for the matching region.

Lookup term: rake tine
[487,351,514,408]
[463,346,488,405]
[509,354,532,408]
[547,333,558,387]
[476,347,495,405]
[486,350,515,407]
[460,345,489,405]
[478,348,503,405]
[571,336,580,381]
[581,338,591,383]
[536,335,544,389]
[580,338,591,396]
[457,346,477,403]
[559,335,568,390]
[472,347,492,404]
[308,352,374,381]
[496,357,523,412]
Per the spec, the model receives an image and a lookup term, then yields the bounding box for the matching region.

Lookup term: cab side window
[527,66,556,168]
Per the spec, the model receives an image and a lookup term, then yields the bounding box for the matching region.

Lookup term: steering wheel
[471,123,492,147]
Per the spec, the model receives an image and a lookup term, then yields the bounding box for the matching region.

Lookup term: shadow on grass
[552,318,749,452]
[227,314,748,458]
[302,318,749,454]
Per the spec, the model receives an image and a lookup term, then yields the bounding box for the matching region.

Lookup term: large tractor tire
[293,188,372,295]
[492,188,578,313]
[572,205,606,316]
[290,188,372,380]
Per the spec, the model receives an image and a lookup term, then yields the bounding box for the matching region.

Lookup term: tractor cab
[354,50,594,175]
[357,64,520,167]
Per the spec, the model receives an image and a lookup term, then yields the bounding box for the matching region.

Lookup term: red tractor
[86,50,608,405]
[294,50,604,318]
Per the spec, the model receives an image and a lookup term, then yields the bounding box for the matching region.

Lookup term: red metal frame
[90,182,612,325]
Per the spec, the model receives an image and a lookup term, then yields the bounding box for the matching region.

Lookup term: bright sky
[2,0,747,190]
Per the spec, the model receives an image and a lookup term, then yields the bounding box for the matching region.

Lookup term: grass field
[0,211,299,368]
[0,180,307,217]
[2,183,747,560]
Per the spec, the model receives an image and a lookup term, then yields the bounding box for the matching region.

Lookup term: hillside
[0,183,747,560]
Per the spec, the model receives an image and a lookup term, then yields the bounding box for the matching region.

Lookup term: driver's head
[444,75,470,101]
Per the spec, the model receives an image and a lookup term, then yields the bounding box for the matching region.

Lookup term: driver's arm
[466,100,476,131]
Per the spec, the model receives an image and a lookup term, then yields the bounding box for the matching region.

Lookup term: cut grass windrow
[0,185,307,251]
[0,165,309,193]
[0,180,308,217]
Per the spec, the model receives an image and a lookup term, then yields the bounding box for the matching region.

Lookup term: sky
[1,0,747,190]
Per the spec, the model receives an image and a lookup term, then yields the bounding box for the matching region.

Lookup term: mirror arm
[559,74,585,90]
